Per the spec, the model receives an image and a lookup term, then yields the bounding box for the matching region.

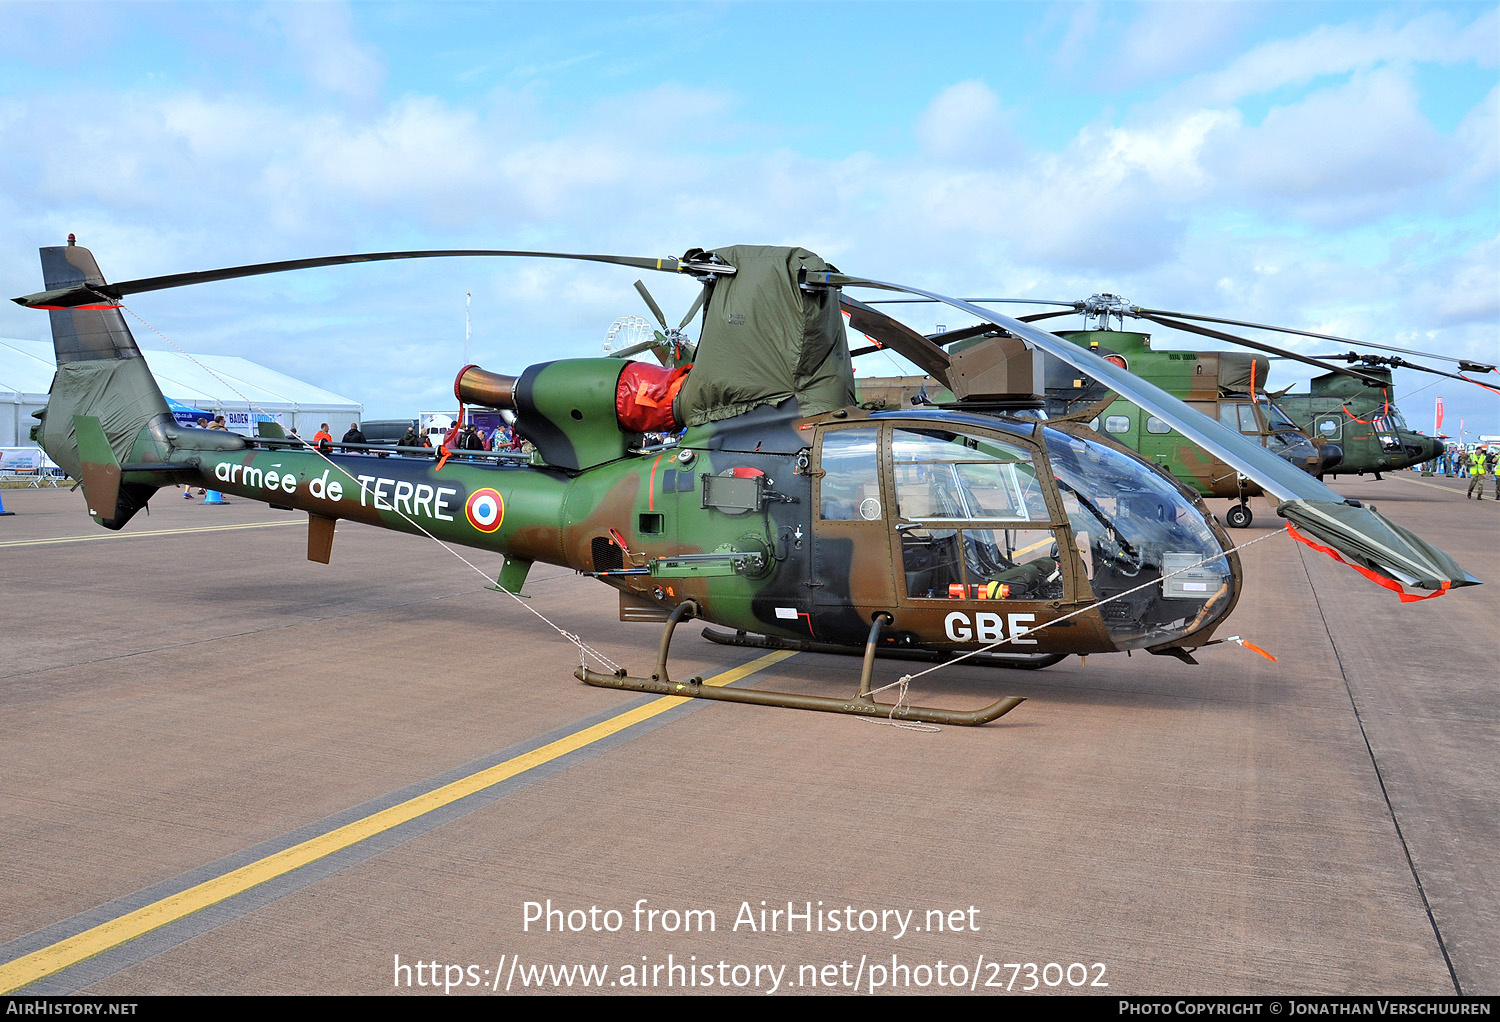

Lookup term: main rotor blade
[1019,309,1079,323]
[15,248,735,309]
[927,323,1002,346]
[1136,311,1387,387]
[816,270,1349,503]
[606,336,668,360]
[863,297,1080,308]
[1302,352,1490,385]
[1132,306,1487,369]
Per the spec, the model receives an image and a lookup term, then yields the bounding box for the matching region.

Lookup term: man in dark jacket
[342,422,367,449]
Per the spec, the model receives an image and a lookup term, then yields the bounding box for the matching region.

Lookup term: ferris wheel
[603,315,654,356]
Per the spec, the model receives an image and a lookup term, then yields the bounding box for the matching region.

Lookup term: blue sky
[1,1,1495,434]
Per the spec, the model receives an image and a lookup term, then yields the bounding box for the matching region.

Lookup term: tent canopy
[0,337,361,444]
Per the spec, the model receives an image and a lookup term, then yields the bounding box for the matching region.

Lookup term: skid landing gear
[576,602,1026,726]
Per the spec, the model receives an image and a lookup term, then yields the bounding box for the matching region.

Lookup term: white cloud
[1071,1,1260,89]
[914,81,1016,165]
[1452,83,1500,200]
[263,1,386,103]
[1096,109,1238,195]
[1047,2,1103,76]
[1411,236,1500,328]
[1203,69,1447,217]
[1128,3,1257,78]
[1178,7,1497,106]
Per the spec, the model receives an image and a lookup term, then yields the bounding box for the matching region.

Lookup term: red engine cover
[616,362,691,433]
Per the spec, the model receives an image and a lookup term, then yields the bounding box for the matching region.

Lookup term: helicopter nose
[1318,443,1344,471]
[1268,430,1322,474]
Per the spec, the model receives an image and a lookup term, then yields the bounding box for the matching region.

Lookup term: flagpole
[465,291,472,366]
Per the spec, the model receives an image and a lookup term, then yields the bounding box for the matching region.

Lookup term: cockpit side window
[891,428,1059,600]
[1219,402,1260,433]
[818,427,881,521]
[890,428,1049,524]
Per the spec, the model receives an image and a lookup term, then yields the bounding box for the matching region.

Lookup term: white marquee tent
[0,337,361,447]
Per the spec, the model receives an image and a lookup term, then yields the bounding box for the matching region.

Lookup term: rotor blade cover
[1280,500,1481,591]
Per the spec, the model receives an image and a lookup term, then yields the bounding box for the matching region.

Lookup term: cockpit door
[810,425,898,644]
[885,424,1077,651]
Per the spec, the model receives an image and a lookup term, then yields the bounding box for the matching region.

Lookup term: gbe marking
[944,612,1037,645]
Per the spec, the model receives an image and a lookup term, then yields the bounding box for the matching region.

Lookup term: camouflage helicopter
[849,293,1360,529]
[1088,305,1498,468]
[1031,298,1474,482]
[1266,337,1497,479]
[1031,299,1489,484]
[17,241,1482,727]
[1276,362,1444,480]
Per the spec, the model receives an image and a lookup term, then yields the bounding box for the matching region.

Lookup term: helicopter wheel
[1225,503,1253,529]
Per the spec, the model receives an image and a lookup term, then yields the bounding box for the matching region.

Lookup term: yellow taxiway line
[0,649,796,994]
[1396,476,1478,496]
[0,520,300,549]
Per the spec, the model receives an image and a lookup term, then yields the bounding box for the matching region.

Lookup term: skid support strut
[576,604,1025,726]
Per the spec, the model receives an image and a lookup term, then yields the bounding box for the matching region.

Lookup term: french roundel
[465,488,505,533]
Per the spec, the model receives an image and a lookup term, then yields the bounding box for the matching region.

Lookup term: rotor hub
[1080,293,1138,331]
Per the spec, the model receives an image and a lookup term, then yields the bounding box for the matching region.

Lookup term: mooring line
[120,302,621,672]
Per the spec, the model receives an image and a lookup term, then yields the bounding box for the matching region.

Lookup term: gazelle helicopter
[18,240,1482,727]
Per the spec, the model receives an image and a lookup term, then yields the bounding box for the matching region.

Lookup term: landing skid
[576,603,1027,726]
[702,626,1068,671]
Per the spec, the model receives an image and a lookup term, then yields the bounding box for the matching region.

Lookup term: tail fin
[34,241,175,529]
[41,243,149,362]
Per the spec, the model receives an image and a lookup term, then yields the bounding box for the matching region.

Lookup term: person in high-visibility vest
[1492,447,1500,500]
[1468,445,1490,499]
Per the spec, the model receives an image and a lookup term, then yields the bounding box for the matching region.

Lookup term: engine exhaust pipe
[455,364,517,409]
